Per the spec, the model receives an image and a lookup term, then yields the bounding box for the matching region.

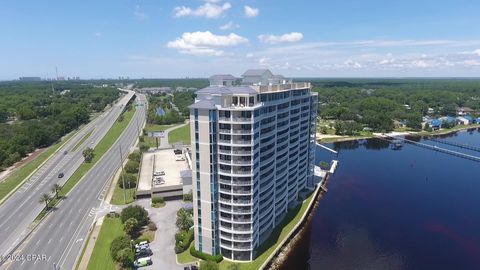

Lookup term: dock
[316,143,338,154]
[426,137,480,153]
[376,135,480,162]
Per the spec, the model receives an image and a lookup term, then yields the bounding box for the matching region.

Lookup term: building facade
[189,69,317,261]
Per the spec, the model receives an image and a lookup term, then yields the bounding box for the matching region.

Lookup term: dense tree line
[172,90,196,116]
[310,79,480,132]
[0,81,119,170]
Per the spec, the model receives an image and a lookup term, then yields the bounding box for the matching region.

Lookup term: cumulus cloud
[174,2,231,19]
[220,21,239,31]
[167,31,248,56]
[258,32,304,44]
[473,49,480,56]
[244,6,259,18]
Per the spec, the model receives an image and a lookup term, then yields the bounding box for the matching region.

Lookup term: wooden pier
[375,135,480,162]
[426,137,480,153]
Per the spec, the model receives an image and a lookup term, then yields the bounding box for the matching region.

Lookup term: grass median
[0,132,74,203]
[33,107,136,224]
[72,129,94,152]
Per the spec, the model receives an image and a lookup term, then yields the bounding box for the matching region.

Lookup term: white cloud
[244,6,259,18]
[167,31,248,56]
[473,49,480,56]
[258,32,304,44]
[464,60,480,66]
[134,5,148,20]
[344,60,362,69]
[220,21,239,31]
[174,2,231,19]
[246,53,254,58]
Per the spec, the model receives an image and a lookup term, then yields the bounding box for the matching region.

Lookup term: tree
[120,205,149,226]
[39,193,51,210]
[110,235,131,261]
[116,248,134,267]
[82,147,94,163]
[183,191,193,202]
[118,114,124,122]
[51,183,62,199]
[118,173,137,189]
[200,260,219,270]
[124,160,139,174]
[176,208,193,231]
[128,151,142,163]
[124,218,139,237]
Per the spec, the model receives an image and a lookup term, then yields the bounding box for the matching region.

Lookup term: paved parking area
[136,198,184,270]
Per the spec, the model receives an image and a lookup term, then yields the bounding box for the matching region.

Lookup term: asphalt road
[0,90,140,270]
[2,93,146,270]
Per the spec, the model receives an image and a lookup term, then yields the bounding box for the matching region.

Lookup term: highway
[2,93,146,270]
[0,90,139,269]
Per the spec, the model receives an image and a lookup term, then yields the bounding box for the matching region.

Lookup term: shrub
[128,151,142,163]
[183,191,193,202]
[147,221,157,231]
[174,229,194,253]
[116,248,134,267]
[124,218,139,237]
[200,260,219,270]
[124,160,140,174]
[110,235,131,261]
[120,205,149,226]
[152,196,164,204]
[134,236,150,245]
[118,173,137,189]
[190,245,223,263]
[140,143,149,152]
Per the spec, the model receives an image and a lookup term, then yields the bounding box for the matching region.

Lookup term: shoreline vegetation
[317,124,480,143]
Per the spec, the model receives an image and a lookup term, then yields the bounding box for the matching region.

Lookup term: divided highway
[0,90,139,269]
[3,93,146,270]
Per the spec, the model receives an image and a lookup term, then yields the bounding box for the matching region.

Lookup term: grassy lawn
[72,129,94,152]
[144,124,177,132]
[177,242,199,264]
[143,136,159,149]
[168,124,191,145]
[111,184,136,205]
[0,132,74,203]
[59,108,135,197]
[219,191,316,270]
[86,217,124,270]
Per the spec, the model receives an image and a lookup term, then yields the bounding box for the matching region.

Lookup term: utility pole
[119,145,126,204]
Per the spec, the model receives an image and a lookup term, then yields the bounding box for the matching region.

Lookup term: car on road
[184,265,198,270]
[63,150,68,155]
[58,172,64,178]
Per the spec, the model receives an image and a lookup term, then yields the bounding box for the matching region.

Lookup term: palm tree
[176,208,193,231]
[39,193,51,210]
[51,183,62,199]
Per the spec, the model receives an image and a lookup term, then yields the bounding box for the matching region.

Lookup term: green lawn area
[72,129,94,152]
[144,124,176,132]
[110,183,136,205]
[59,108,135,198]
[143,136,159,148]
[0,132,74,203]
[168,124,191,145]
[219,191,316,270]
[177,242,198,264]
[86,217,124,270]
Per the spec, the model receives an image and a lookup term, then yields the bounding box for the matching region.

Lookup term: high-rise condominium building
[189,69,317,261]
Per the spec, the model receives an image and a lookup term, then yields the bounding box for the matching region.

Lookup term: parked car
[135,247,152,258]
[175,155,185,161]
[135,241,149,249]
[133,257,152,268]
[153,171,165,176]
[58,172,64,178]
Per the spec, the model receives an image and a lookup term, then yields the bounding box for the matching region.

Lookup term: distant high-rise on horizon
[189,69,317,261]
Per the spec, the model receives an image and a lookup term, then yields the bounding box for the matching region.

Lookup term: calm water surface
[284,129,480,270]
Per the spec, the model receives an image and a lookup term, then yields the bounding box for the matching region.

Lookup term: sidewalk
[77,216,105,270]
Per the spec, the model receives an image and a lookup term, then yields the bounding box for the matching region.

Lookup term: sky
[1,0,480,79]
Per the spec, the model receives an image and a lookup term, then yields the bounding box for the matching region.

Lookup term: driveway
[136,198,184,270]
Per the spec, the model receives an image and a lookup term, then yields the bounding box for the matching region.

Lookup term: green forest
[308,79,480,133]
[0,81,119,171]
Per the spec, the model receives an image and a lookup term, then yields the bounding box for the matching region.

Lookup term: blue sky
[1,0,480,79]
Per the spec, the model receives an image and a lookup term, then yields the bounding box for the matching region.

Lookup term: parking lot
[136,198,184,270]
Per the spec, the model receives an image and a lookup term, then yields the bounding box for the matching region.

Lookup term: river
[282,128,480,270]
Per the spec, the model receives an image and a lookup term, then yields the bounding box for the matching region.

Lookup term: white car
[153,171,165,176]
[175,155,185,161]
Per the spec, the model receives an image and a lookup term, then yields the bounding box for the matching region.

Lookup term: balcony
[231,140,252,146]
[251,82,311,93]
[231,129,252,134]
[219,198,253,206]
